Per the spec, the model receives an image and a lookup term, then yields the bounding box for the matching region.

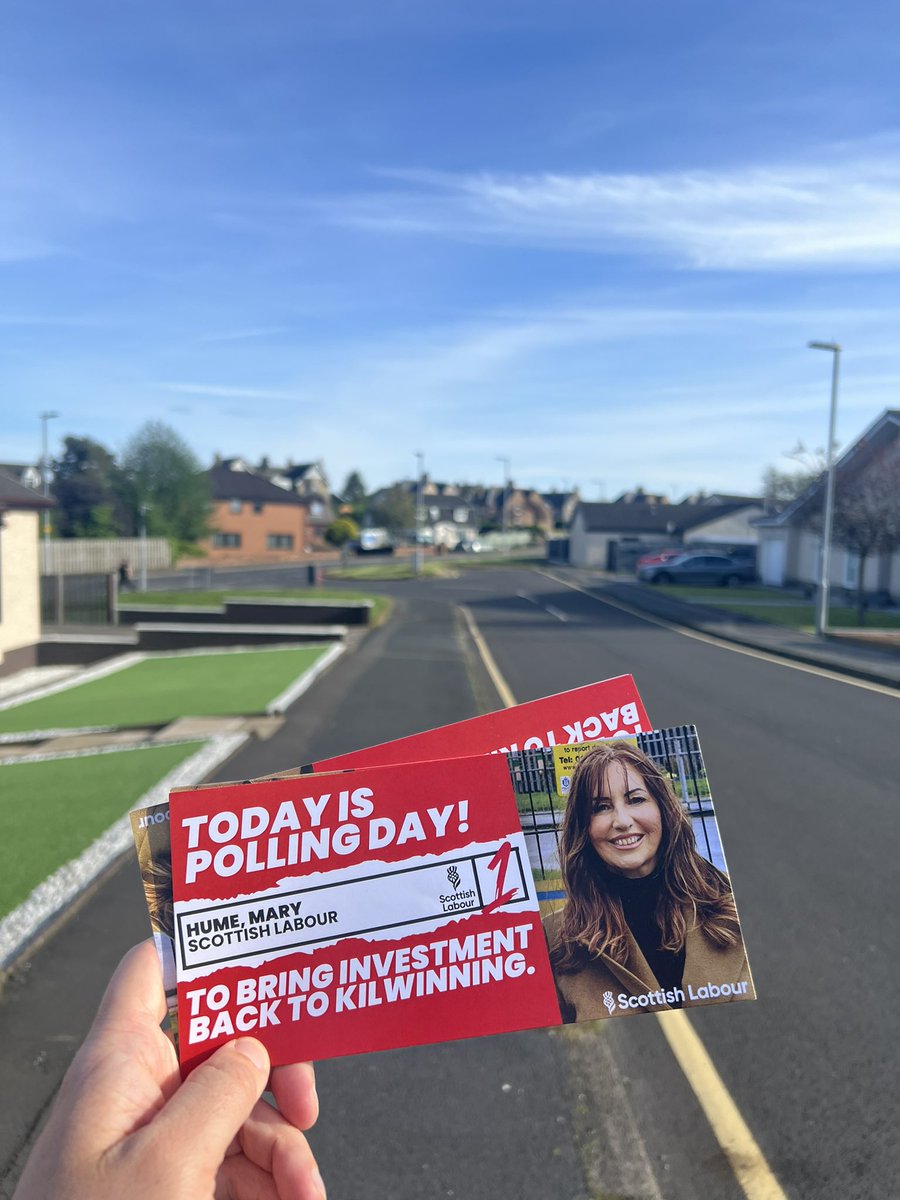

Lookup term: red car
[635,548,682,571]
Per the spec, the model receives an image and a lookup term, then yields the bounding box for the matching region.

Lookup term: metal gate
[40,573,114,625]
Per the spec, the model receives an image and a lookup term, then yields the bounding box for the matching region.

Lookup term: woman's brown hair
[551,740,740,972]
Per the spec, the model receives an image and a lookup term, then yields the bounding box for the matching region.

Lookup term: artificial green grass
[0,647,328,734]
[0,740,204,918]
[120,587,392,625]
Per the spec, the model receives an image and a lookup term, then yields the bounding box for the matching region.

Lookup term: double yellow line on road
[459,602,788,1200]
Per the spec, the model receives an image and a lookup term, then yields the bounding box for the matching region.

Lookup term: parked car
[355,527,395,555]
[637,553,756,587]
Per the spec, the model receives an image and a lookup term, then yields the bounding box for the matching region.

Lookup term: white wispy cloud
[328,143,900,269]
[158,382,310,402]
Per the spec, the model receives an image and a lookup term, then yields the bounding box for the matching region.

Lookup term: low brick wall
[224,599,371,626]
[118,606,227,626]
[134,623,347,651]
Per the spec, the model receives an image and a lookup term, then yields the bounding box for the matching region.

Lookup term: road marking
[515,590,567,622]
[459,606,516,709]
[461,601,789,1200]
[657,1011,788,1200]
[537,569,899,698]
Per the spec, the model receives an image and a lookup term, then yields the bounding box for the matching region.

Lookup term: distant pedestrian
[117,560,135,591]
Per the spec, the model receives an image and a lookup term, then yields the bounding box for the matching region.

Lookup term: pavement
[555,569,900,689]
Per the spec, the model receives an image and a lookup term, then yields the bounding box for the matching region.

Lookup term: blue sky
[3,0,900,498]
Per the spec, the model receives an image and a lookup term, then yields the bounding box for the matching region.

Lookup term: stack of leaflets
[131,676,755,1075]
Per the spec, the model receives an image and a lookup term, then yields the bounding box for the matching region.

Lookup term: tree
[826,445,900,624]
[51,436,128,538]
[119,421,212,550]
[369,485,415,535]
[324,517,359,548]
[761,443,828,512]
[341,471,367,506]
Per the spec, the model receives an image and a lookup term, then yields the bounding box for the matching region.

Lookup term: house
[202,462,308,563]
[0,472,54,675]
[257,459,334,545]
[569,495,764,570]
[754,409,900,602]
[366,478,484,548]
[460,484,555,533]
[0,461,43,492]
[540,489,581,530]
[213,457,335,546]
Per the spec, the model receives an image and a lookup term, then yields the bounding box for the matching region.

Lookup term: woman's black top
[616,871,686,1000]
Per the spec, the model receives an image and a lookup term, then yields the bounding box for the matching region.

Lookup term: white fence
[40,538,172,575]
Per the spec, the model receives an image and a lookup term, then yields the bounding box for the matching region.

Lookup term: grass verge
[650,585,900,631]
[327,562,460,581]
[0,740,203,918]
[0,646,328,734]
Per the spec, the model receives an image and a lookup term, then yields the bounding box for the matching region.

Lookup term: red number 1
[484,840,518,914]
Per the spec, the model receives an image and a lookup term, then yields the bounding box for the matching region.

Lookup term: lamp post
[496,456,510,547]
[414,451,424,576]
[39,410,59,547]
[808,340,841,637]
[139,501,149,592]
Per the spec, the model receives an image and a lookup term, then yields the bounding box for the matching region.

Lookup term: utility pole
[414,451,424,576]
[39,410,59,548]
[808,341,841,637]
[139,501,149,591]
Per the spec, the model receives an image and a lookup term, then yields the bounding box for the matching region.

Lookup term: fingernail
[312,1167,327,1199]
[232,1038,269,1072]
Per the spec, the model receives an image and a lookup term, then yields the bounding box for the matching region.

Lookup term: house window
[310,501,324,518]
[453,507,469,523]
[213,532,242,548]
[267,534,294,550]
[253,501,264,514]
[228,498,242,514]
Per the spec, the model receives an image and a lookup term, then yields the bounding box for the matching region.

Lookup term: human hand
[13,941,325,1199]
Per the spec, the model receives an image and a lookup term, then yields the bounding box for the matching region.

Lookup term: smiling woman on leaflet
[544,741,753,1020]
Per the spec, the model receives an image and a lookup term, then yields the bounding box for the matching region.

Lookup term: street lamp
[414,451,424,576]
[39,410,59,547]
[139,501,149,591]
[496,456,510,545]
[808,340,841,637]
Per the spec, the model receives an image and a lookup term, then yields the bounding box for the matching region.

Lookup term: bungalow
[569,495,764,571]
[754,409,900,603]
[0,472,54,675]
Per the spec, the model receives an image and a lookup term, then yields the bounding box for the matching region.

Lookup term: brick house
[202,462,307,563]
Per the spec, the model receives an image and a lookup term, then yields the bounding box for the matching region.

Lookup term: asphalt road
[2,566,897,1198]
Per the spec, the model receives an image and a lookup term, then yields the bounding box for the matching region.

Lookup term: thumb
[146,1039,270,1171]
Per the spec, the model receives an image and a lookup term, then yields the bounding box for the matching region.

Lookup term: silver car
[637,553,755,586]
